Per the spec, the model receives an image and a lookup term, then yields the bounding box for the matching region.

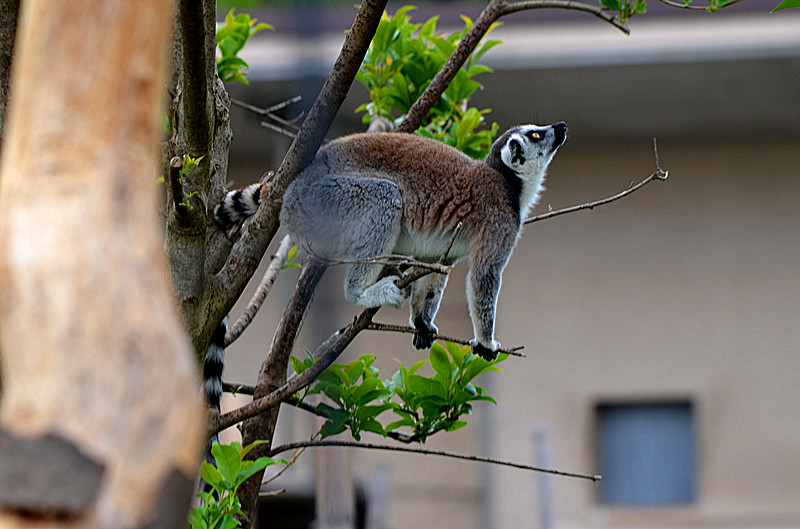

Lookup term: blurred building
[219,2,800,528]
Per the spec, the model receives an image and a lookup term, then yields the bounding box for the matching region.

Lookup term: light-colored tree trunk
[0,1,205,527]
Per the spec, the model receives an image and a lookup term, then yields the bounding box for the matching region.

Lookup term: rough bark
[0,0,205,527]
[165,0,233,361]
[0,0,18,146]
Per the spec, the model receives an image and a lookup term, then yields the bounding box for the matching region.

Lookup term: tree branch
[210,0,389,331]
[225,235,293,347]
[324,255,451,276]
[655,0,743,9]
[168,156,192,225]
[0,0,19,146]
[365,322,526,357]
[177,0,212,154]
[500,0,628,30]
[524,138,668,225]
[269,440,601,482]
[397,0,627,133]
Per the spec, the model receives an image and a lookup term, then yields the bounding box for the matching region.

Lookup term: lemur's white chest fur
[218,122,567,359]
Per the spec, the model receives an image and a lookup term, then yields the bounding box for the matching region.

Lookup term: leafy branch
[291,342,506,444]
[216,9,272,85]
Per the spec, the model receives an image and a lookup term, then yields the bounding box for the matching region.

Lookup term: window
[595,401,696,506]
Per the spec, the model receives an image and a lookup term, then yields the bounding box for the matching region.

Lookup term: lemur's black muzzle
[552,121,567,148]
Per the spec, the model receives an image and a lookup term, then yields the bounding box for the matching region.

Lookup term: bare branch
[269,440,602,482]
[655,0,743,9]
[230,95,302,116]
[524,139,668,225]
[500,0,628,31]
[365,322,526,358]
[260,120,301,141]
[225,235,294,347]
[324,255,452,276]
[398,0,626,133]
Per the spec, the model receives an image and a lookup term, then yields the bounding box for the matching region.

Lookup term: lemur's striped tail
[213,182,265,231]
[203,316,227,414]
[201,316,227,493]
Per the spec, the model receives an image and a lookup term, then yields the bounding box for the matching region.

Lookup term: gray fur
[276,122,567,359]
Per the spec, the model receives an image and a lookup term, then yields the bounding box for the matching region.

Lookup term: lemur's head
[493,122,567,179]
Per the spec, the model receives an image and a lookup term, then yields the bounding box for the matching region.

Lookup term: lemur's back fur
[214,123,567,361]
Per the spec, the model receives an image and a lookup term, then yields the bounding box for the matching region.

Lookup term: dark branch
[177,0,212,154]
[524,138,668,225]
[365,322,526,357]
[398,0,626,133]
[269,439,602,482]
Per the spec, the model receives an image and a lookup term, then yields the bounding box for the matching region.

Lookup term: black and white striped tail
[203,316,227,413]
[213,182,265,231]
[201,316,227,493]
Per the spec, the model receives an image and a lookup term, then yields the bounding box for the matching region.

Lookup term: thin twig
[225,235,294,346]
[231,95,302,116]
[268,440,602,482]
[223,381,256,395]
[366,322,526,358]
[259,488,286,498]
[524,139,668,225]
[260,120,301,141]
[655,0,742,9]
[324,255,452,276]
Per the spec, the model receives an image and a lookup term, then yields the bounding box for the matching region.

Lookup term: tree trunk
[0,1,205,527]
[0,0,19,146]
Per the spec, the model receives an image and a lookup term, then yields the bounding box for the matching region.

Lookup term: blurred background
[216,1,800,528]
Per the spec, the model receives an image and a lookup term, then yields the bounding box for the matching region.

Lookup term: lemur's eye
[531,133,540,139]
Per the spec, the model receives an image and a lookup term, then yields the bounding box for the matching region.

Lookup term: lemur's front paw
[359,276,405,309]
[412,316,438,350]
[470,339,500,361]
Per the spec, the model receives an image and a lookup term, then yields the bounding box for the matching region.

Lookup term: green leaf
[446,420,468,432]
[239,440,269,459]
[428,343,453,382]
[772,0,800,11]
[407,374,448,400]
[445,341,466,368]
[600,0,622,10]
[199,461,225,491]
[236,456,275,483]
[211,443,242,485]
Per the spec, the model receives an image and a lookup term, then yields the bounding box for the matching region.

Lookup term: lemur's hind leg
[320,175,405,308]
[282,173,405,308]
[410,271,449,349]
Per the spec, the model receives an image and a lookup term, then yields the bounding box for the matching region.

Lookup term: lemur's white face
[500,122,567,179]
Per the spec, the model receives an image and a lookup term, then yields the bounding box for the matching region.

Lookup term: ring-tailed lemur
[215,122,567,360]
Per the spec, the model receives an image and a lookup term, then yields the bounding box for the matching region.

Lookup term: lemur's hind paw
[470,339,499,361]
[412,316,437,350]
[358,276,405,309]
